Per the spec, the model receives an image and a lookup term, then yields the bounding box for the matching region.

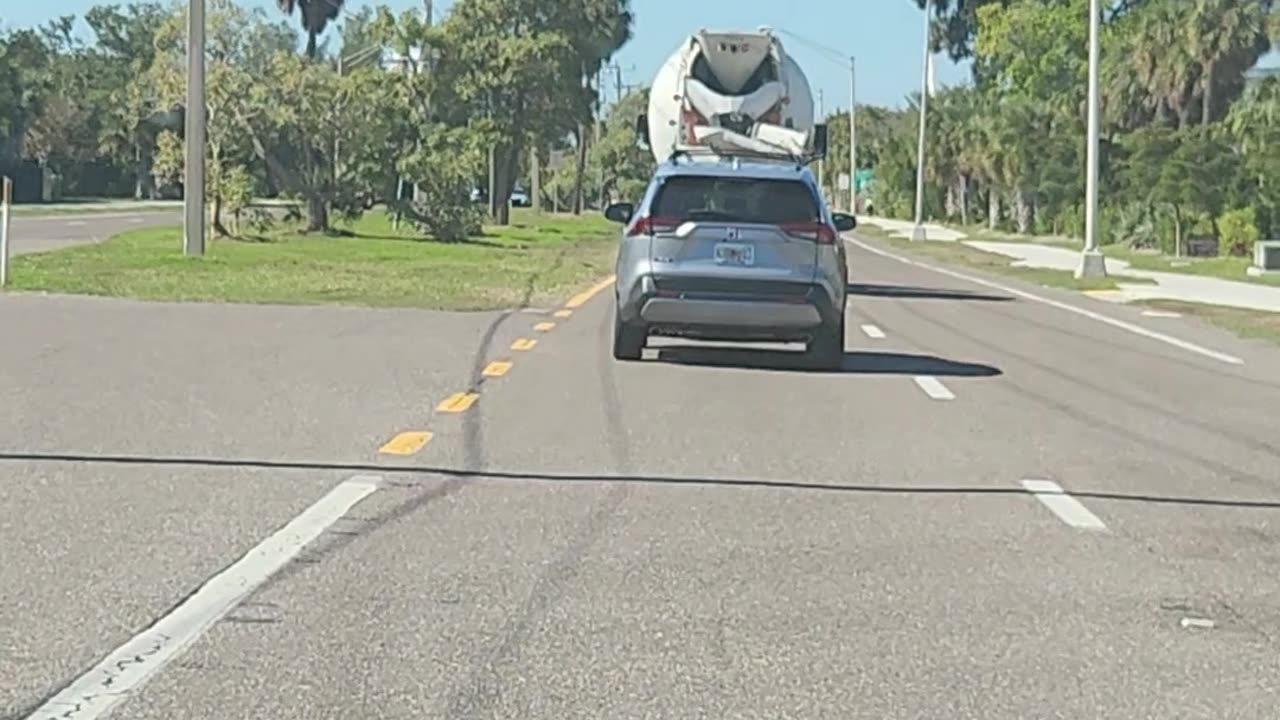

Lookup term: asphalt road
[3,231,1280,719]
[5,211,182,256]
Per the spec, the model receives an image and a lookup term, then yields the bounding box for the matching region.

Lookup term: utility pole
[605,62,624,103]
[183,0,206,256]
[1075,0,1107,279]
[911,1,930,241]
[850,56,858,215]
[531,147,541,213]
[1,177,11,288]
[595,67,604,207]
[423,0,432,26]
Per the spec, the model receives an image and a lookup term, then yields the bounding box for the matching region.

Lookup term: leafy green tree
[1228,75,1280,237]
[258,52,408,232]
[587,88,653,205]
[148,0,300,233]
[88,2,171,198]
[424,0,603,225]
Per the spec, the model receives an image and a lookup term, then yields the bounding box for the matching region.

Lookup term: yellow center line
[533,321,556,332]
[511,338,537,351]
[482,360,513,377]
[378,431,433,455]
[553,309,573,318]
[436,392,479,413]
[564,275,616,309]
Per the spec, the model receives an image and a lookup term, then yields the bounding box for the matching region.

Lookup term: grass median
[853,222,1144,292]
[1135,300,1280,347]
[7,207,620,310]
[1098,245,1280,287]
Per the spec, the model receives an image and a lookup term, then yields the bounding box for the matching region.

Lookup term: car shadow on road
[653,347,1003,376]
[847,283,1014,302]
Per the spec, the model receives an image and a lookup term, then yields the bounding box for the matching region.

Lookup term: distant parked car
[470,187,530,207]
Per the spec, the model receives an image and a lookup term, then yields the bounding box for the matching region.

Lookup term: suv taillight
[628,216,680,236]
[780,222,838,245]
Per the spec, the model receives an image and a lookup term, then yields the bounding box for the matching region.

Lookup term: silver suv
[604,156,855,369]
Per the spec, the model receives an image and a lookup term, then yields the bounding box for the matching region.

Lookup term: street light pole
[1075,0,1107,278]
[911,0,930,241]
[183,0,206,256]
[850,56,857,215]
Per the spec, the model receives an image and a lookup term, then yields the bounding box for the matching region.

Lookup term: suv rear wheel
[612,303,646,361]
[805,314,845,371]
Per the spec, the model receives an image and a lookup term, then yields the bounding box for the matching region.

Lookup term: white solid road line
[1021,479,1107,531]
[845,235,1244,366]
[860,324,886,339]
[913,375,955,400]
[24,475,382,720]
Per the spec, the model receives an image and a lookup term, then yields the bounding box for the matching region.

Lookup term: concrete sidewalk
[859,216,1280,314]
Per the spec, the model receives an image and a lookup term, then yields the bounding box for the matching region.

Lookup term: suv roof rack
[667,145,813,169]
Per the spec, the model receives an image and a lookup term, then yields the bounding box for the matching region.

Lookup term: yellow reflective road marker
[565,275,616,309]
[482,361,513,378]
[553,309,573,318]
[436,392,479,413]
[533,321,556,332]
[379,431,433,455]
[511,338,537,351]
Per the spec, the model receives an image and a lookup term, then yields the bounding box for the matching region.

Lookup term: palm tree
[276,0,343,59]
[273,0,343,232]
[1187,0,1270,124]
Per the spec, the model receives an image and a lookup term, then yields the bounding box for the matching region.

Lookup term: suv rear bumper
[620,274,842,339]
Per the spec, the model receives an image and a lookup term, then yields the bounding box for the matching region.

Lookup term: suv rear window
[652,176,820,225]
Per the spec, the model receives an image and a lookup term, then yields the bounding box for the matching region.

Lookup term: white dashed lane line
[845,234,1244,366]
[912,375,955,400]
[25,475,383,720]
[1021,479,1108,531]
[860,324,886,339]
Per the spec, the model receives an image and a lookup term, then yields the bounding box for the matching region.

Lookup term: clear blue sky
[2,0,971,110]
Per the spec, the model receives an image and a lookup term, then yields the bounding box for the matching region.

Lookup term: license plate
[714,242,755,266]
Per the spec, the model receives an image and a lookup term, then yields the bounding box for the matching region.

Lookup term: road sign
[837,173,850,191]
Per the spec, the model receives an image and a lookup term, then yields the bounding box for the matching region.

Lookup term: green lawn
[1099,244,1280,287]
[7,208,620,310]
[946,224,1078,249]
[855,223,1143,291]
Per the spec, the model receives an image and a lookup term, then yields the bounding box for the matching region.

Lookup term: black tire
[806,314,845,371]
[612,304,646,361]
